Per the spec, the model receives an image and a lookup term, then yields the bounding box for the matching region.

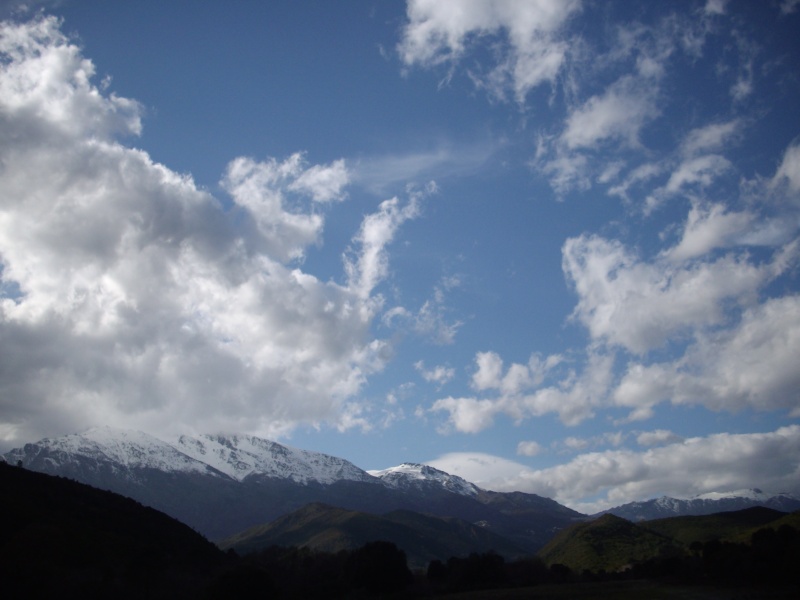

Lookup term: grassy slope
[537,514,678,573]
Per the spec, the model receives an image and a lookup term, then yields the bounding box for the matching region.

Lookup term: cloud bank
[0,17,416,447]
[429,425,800,512]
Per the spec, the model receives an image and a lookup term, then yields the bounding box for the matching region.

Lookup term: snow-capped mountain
[172,433,374,484]
[2,427,584,551]
[4,426,224,479]
[600,488,800,521]
[4,426,375,486]
[368,463,480,497]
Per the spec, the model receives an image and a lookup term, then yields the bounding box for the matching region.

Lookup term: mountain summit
[368,462,480,497]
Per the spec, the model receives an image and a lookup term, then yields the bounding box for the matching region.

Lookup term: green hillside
[726,510,800,544]
[220,502,526,568]
[641,506,786,546]
[537,514,679,573]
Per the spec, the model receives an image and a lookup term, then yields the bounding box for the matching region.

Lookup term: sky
[0,0,799,513]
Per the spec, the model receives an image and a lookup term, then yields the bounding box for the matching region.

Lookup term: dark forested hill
[220,502,526,569]
[0,461,228,597]
[537,513,679,573]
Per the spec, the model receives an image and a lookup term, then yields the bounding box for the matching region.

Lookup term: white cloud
[562,233,788,354]
[432,349,609,431]
[663,154,732,193]
[471,350,562,394]
[427,451,535,491]
[398,0,581,102]
[429,426,800,512]
[563,437,589,451]
[0,17,414,447]
[614,294,800,417]
[344,190,423,301]
[289,159,349,203]
[771,142,800,193]
[0,18,141,140]
[430,396,498,433]
[607,161,665,201]
[681,120,742,157]
[222,154,347,263]
[516,440,543,456]
[561,75,658,150]
[704,0,728,16]
[414,361,455,386]
[518,350,614,426]
[643,154,735,213]
[535,150,591,196]
[471,351,504,391]
[665,202,754,262]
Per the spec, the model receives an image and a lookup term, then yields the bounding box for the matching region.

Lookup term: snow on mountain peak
[368,462,480,496]
[5,427,375,486]
[172,433,375,484]
[693,488,770,501]
[22,426,218,475]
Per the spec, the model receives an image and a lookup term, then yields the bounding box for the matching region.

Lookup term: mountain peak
[368,462,480,497]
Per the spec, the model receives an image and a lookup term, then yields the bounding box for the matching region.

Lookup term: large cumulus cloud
[0,17,413,447]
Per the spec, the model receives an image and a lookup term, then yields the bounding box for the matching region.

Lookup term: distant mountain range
[598,490,800,521]
[4,427,798,558]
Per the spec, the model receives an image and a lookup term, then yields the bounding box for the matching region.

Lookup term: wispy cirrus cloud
[351,142,497,195]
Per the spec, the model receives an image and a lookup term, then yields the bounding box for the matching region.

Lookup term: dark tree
[345,540,413,594]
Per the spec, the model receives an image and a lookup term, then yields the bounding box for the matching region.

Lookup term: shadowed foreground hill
[0,461,228,597]
[220,501,526,569]
[538,507,800,580]
[640,506,788,546]
[538,513,679,573]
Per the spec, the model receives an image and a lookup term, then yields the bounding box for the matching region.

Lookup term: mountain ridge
[5,427,796,551]
[1,427,583,550]
[599,489,800,521]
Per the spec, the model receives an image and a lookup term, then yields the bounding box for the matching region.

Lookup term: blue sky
[1,0,799,512]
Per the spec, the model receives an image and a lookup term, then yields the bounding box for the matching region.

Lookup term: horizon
[1,0,799,515]
[4,422,798,512]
